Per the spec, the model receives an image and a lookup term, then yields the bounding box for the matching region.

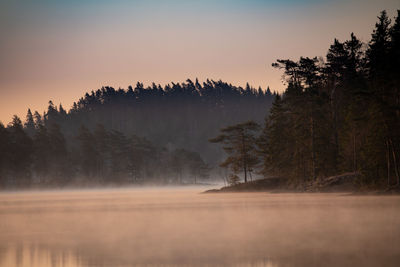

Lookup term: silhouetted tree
[24,109,36,137]
[257,9,400,189]
[7,116,33,186]
[32,124,50,183]
[210,121,260,183]
[0,123,10,186]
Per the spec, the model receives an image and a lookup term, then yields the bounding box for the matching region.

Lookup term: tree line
[2,10,397,189]
[64,79,274,164]
[211,10,400,189]
[0,112,210,188]
[0,80,274,188]
[23,80,274,162]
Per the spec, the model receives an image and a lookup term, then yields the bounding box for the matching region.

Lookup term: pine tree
[210,121,260,183]
[0,123,10,186]
[33,111,43,128]
[367,10,391,80]
[44,100,59,126]
[7,116,33,186]
[24,109,36,137]
[365,10,398,187]
[258,95,289,177]
[386,10,400,186]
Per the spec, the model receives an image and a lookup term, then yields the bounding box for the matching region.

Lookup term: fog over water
[0,187,399,267]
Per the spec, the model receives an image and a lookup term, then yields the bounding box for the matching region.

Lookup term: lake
[0,187,399,266]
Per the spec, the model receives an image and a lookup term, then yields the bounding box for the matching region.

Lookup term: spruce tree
[24,109,36,137]
[7,116,33,186]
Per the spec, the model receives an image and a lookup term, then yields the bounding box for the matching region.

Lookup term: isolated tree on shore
[210,121,260,183]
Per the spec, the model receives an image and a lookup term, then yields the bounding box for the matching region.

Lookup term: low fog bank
[1,188,399,267]
[0,182,223,196]
[0,172,227,192]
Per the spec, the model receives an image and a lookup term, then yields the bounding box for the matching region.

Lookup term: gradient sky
[0,0,399,124]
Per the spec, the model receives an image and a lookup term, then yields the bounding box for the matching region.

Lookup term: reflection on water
[0,244,82,267]
[0,243,277,267]
[0,188,399,267]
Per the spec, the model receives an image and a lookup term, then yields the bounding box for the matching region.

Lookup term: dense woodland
[0,80,274,188]
[211,10,400,189]
[0,10,399,190]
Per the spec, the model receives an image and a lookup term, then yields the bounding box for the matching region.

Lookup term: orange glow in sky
[0,0,399,123]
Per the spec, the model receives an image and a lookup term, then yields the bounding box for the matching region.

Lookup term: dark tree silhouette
[210,121,260,183]
[1,10,399,190]
[257,9,400,189]
[7,116,33,186]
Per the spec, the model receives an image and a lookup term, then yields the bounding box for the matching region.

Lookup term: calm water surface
[0,187,399,267]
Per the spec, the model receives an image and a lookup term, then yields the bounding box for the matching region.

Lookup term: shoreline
[203,177,400,195]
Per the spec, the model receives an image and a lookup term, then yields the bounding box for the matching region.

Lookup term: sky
[0,0,399,124]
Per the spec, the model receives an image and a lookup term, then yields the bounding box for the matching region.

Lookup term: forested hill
[26,79,274,163]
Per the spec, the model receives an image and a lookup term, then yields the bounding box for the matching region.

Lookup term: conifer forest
[0,10,399,190]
